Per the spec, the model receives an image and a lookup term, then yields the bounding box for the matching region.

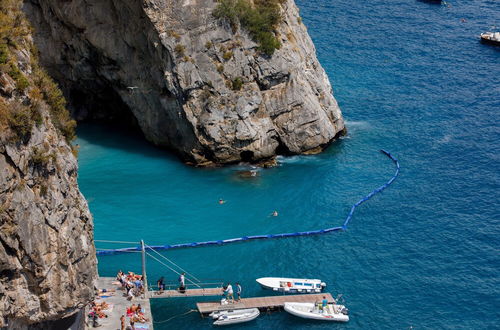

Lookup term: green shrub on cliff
[213,0,284,56]
[232,77,243,91]
[0,0,76,143]
[8,62,29,91]
[222,50,233,60]
[0,44,8,64]
[1,100,36,142]
[174,44,186,57]
[33,67,76,142]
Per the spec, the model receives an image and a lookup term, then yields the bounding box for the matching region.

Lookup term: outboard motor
[341,307,349,315]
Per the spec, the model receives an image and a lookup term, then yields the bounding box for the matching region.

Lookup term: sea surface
[76,0,500,328]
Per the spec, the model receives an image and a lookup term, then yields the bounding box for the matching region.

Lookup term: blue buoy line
[96,150,399,256]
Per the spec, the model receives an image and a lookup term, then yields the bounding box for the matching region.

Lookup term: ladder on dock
[196,293,334,315]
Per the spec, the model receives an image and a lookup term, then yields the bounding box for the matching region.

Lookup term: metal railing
[148,281,225,298]
[149,281,224,292]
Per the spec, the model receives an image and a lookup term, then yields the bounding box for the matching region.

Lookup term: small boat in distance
[256,277,326,293]
[480,31,500,46]
[210,308,260,326]
[284,302,349,322]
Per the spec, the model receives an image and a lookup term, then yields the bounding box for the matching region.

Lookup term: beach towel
[134,323,149,329]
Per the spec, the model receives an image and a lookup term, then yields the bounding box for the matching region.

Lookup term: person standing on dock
[224,283,234,303]
[178,272,186,293]
[236,283,242,301]
[157,277,164,294]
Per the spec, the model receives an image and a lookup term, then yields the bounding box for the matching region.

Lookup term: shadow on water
[77,121,349,169]
[416,0,442,5]
[76,122,180,162]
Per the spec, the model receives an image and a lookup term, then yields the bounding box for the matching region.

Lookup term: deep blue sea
[76,0,500,328]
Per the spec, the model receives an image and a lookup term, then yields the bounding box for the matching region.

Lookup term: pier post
[141,240,148,298]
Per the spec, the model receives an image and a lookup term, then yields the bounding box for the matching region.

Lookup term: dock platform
[150,287,223,298]
[196,293,334,315]
[86,277,154,330]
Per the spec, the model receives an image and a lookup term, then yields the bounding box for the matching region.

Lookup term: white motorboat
[256,277,326,293]
[210,308,260,326]
[284,302,349,322]
[480,31,500,46]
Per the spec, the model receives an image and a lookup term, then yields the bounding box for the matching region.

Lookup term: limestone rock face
[0,127,96,328]
[0,18,96,328]
[25,0,344,165]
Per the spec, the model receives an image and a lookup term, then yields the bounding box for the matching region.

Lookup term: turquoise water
[77,0,500,328]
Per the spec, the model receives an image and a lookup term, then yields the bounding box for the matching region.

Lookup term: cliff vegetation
[213,0,285,55]
[0,0,76,144]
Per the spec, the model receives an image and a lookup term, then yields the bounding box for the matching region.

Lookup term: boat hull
[284,302,349,322]
[480,37,500,46]
[480,33,500,46]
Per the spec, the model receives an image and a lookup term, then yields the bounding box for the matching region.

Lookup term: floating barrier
[96,150,399,256]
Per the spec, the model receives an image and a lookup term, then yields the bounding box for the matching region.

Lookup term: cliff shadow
[75,122,179,162]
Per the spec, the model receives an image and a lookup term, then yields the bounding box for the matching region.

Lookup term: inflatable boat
[210,308,260,326]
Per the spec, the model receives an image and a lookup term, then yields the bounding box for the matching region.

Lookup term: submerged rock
[236,169,259,179]
[24,0,345,165]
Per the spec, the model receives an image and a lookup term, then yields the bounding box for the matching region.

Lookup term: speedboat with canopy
[256,277,326,293]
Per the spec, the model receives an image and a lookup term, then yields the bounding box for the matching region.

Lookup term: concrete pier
[196,293,334,315]
[86,277,154,330]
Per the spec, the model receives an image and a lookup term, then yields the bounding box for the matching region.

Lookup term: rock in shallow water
[24,0,345,165]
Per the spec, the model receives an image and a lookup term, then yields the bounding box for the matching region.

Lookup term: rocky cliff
[25,0,345,165]
[0,1,96,327]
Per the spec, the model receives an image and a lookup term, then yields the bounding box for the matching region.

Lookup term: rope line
[94,239,139,244]
[96,150,399,256]
[95,248,141,253]
[145,252,201,288]
[145,243,202,283]
[153,309,197,324]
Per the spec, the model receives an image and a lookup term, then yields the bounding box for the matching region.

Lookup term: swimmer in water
[219,199,226,204]
[272,210,278,217]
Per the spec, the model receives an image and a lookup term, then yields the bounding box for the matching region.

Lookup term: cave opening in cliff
[69,85,141,133]
[240,150,255,162]
[275,138,292,156]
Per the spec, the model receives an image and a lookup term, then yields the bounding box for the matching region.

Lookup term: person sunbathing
[131,312,149,323]
[129,304,138,313]
[97,302,109,309]
[91,306,108,318]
